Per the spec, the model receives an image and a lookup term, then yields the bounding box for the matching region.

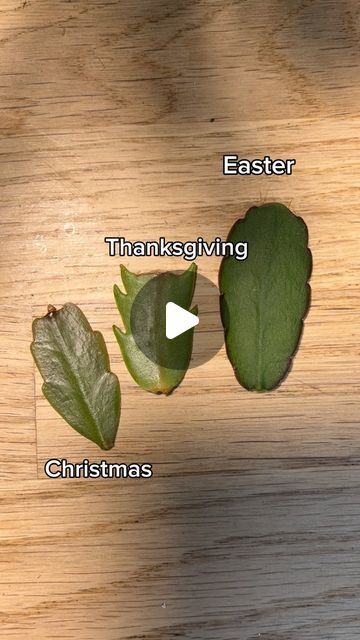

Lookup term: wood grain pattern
[1,0,360,637]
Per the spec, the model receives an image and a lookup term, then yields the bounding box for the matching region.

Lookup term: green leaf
[219,203,312,391]
[113,263,197,394]
[31,303,121,450]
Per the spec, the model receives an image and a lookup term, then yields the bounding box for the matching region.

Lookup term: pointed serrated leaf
[113,264,197,394]
[219,203,312,391]
[31,303,121,449]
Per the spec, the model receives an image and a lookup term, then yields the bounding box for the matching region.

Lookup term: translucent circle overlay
[130,270,224,370]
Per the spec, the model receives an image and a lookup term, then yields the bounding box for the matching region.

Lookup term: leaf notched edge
[219,203,313,392]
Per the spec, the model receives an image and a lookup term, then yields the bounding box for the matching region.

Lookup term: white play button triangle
[166,302,199,340]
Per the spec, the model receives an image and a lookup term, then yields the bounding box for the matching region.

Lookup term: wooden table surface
[1,1,360,638]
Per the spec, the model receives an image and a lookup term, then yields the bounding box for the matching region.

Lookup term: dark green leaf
[31,303,121,449]
[113,264,197,394]
[220,203,312,391]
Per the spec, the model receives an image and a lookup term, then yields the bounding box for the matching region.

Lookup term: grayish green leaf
[220,203,312,391]
[31,303,121,449]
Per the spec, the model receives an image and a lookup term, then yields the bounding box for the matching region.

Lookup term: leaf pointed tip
[113,283,125,300]
[120,263,128,276]
[113,324,126,341]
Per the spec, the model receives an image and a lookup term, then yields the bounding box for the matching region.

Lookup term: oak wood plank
[1,0,359,638]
